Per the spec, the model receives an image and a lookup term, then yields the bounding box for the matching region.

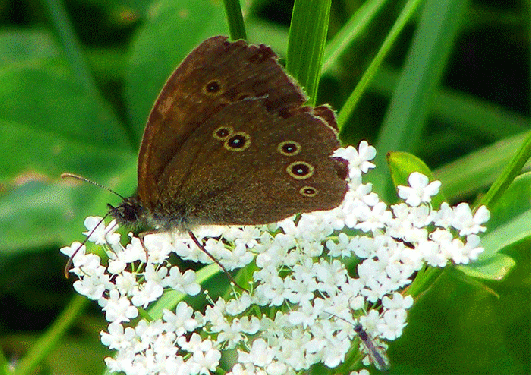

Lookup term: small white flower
[452,203,490,236]
[130,279,163,308]
[382,293,414,310]
[100,289,138,323]
[163,267,201,296]
[71,254,109,299]
[162,302,199,336]
[397,172,441,207]
[226,292,253,315]
[142,233,174,264]
[228,363,263,375]
[355,201,392,232]
[326,232,351,257]
[114,271,137,296]
[334,141,376,177]
[239,316,261,334]
[450,235,484,264]
[239,339,275,367]
[60,242,84,257]
[83,217,117,245]
[101,322,136,350]
[350,370,371,375]
[379,308,408,340]
[124,236,148,263]
[73,273,107,300]
[178,334,221,372]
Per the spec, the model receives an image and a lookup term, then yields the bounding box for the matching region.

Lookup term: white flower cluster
[61,141,489,375]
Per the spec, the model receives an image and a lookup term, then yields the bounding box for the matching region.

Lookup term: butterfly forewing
[138,36,306,211]
[132,35,347,230]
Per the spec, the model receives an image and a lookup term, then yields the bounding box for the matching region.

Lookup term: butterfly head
[108,196,145,228]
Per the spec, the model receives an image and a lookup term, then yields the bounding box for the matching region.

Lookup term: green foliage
[286,0,331,104]
[0,0,529,374]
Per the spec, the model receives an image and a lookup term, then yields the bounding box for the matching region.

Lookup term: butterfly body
[109,36,348,232]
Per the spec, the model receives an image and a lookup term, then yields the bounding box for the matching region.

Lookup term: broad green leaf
[0,182,74,252]
[0,29,61,64]
[0,119,131,181]
[0,30,132,251]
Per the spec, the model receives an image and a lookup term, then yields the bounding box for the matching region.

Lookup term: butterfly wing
[138,36,306,213]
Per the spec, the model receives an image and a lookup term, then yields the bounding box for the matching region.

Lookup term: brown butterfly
[108,35,348,232]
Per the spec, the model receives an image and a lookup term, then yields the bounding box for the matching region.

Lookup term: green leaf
[388,151,436,185]
[0,47,128,156]
[147,265,220,320]
[42,0,101,98]
[0,117,130,181]
[0,29,61,64]
[0,30,133,251]
[477,129,531,210]
[12,295,91,375]
[457,254,515,281]
[337,0,423,133]
[0,182,73,252]
[371,68,528,141]
[478,172,531,259]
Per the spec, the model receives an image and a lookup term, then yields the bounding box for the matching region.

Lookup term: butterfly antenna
[187,230,247,292]
[61,173,126,200]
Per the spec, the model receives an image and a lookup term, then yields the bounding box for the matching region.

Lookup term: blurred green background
[0,0,529,374]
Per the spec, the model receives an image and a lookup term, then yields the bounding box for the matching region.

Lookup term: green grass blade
[286,0,331,104]
[337,0,423,132]
[372,67,528,140]
[435,131,531,201]
[13,295,89,375]
[322,0,389,74]
[223,0,247,40]
[478,129,531,210]
[147,264,220,320]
